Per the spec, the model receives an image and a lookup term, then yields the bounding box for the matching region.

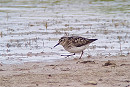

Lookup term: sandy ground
[0,55,130,87]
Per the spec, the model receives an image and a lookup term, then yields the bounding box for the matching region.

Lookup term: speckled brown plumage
[67,36,96,47]
[54,36,97,59]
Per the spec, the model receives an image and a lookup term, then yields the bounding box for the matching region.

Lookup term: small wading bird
[53,36,97,59]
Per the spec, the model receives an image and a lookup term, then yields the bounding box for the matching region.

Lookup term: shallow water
[0,0,130,64]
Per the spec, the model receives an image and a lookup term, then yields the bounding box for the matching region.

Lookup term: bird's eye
[59,39,62,42]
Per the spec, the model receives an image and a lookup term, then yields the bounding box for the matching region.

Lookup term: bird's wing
[68,36,91,47]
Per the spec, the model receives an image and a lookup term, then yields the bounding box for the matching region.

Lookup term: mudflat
[0,55,130,87]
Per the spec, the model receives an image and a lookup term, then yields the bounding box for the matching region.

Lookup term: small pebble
[103,60,116,66]
[84,81,97,85]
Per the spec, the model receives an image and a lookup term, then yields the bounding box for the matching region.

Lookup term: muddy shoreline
[0,55,130,87]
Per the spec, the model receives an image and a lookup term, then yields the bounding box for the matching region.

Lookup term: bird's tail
[88,39,97,43]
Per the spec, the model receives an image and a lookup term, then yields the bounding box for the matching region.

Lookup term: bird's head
[53,37,68,48]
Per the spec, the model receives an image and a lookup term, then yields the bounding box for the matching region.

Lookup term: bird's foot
[61,53,75,58]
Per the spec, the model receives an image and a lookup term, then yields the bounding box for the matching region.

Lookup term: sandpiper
[53,36,97,59]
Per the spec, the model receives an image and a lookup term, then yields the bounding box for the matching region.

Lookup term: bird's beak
[53,43,60,48]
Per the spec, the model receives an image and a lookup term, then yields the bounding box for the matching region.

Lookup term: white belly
[64,44,90,53]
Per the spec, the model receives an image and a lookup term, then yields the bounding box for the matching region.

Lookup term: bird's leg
[79,51,84,59]
[61,53,75,57]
